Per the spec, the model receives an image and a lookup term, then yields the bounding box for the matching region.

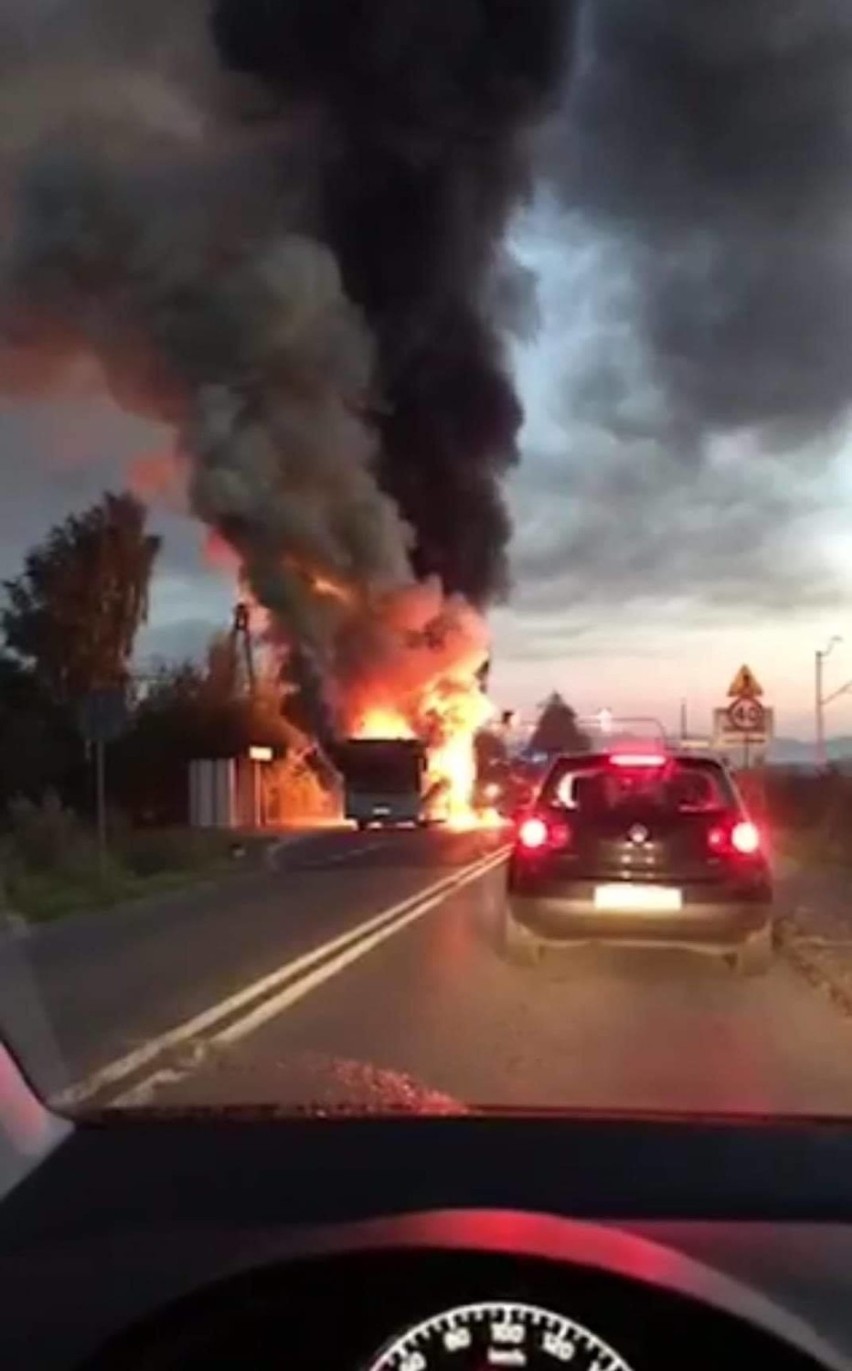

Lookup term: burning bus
[334,737,447,830]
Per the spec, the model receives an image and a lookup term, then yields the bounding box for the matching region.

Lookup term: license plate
[373,806,391,816]
[593,884,683,912]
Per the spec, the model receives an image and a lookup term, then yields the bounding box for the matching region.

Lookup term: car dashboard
[3,1070,852,1370]
[63,1228,841,1370]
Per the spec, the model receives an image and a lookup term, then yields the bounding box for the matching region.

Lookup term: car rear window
[541,755,737,816]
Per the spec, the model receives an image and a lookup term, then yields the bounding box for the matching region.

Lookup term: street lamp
[815,636,844,768]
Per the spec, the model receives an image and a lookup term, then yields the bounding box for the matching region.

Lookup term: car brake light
[516,815,572,852]
[609,752,667,768]
[517,817,549,850]
[707,819,761,856]
[707,825,727,852]
[731,820,760,855]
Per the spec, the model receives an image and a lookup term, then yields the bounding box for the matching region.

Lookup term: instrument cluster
[82,1245,831,1371]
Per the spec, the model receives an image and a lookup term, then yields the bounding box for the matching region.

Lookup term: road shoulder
[778,858,852,1017]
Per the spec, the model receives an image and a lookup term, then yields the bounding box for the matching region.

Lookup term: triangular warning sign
[727,664,763,699]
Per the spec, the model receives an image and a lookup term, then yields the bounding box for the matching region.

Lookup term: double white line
[55,846,507,1110]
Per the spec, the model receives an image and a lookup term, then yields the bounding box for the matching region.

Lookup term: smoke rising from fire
[210,0,575,606]
[0,26,384,601]
[0,0,572,786]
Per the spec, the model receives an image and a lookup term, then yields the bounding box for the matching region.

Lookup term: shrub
[117,827,234,877]
[6,792,85,871]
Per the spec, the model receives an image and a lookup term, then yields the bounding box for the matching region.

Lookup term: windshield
[4,1,852,1122]
[543,756,736,815]
[336,743,425,796]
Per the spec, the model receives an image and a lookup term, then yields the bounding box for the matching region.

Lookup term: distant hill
[769,736,852,765]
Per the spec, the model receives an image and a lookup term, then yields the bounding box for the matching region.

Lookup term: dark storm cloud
[137,613,228,665]
[499,0,852,618]
[510,434,843,616]
[545,0,852,439]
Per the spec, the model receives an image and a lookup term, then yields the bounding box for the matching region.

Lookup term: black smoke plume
[211,0,574,605]
[549,0,852,446]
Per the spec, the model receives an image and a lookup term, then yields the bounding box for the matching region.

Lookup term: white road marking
[113,850,507,1106]
[55,847,507,1109]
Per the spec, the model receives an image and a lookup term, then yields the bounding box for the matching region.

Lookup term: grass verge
[6,857,238,923]
[1,803,270,924]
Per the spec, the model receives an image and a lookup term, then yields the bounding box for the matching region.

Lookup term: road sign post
[727,665,764,700]
[77,688,129,875]
[713,666,773,764]
[95,738,107,874]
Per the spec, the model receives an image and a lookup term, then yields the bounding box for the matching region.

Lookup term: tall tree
[529,693,590,757]
[0,653,77,803]
[2,493,160,701]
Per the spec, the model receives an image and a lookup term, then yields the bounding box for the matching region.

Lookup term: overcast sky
[2,195,851,742]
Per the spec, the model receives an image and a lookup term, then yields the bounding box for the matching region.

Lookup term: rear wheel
[356,820,369,832]
[729,922,772,977]
[503,906,542,966]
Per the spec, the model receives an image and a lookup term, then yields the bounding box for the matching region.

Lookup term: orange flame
[310,572,355,606]
[347,590,498,829]
[283,556,358,608]
[355,707,414,740]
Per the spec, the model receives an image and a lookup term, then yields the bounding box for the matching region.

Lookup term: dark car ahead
[504,746,773,974]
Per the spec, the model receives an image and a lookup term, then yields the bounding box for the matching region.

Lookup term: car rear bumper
[506,890,771,951]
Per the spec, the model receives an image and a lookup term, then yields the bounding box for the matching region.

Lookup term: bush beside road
[0,796,269,923]
[752,768,852,1014]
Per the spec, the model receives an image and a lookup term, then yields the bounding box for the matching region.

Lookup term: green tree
[0,653,78,803]
[2,493,160,701]
[529,693,589,756]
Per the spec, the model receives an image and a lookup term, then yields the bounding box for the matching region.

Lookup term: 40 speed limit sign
[727,696,765,733]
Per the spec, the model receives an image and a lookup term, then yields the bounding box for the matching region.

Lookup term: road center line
[55,847,507,1109]
[214,849,507,1047]
[112,849,507,1106]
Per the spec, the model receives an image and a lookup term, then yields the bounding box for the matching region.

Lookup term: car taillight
[708,819,761,857]
[516,815,572,853]
[518,816,548,850]
[707,825,727,853]
[731,820,760,855]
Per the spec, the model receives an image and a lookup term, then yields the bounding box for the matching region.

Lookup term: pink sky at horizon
[489,618,852,743]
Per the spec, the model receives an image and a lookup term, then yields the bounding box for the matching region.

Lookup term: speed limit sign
[727,696,765,733]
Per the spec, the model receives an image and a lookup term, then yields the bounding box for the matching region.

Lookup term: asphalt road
[4,825,852,1116]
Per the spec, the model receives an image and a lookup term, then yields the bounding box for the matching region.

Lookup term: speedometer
[367,1300,634,1369]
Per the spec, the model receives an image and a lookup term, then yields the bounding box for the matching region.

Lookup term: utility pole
[815,648,825,769]
[815,636,844,768]
[232,601,257,696]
